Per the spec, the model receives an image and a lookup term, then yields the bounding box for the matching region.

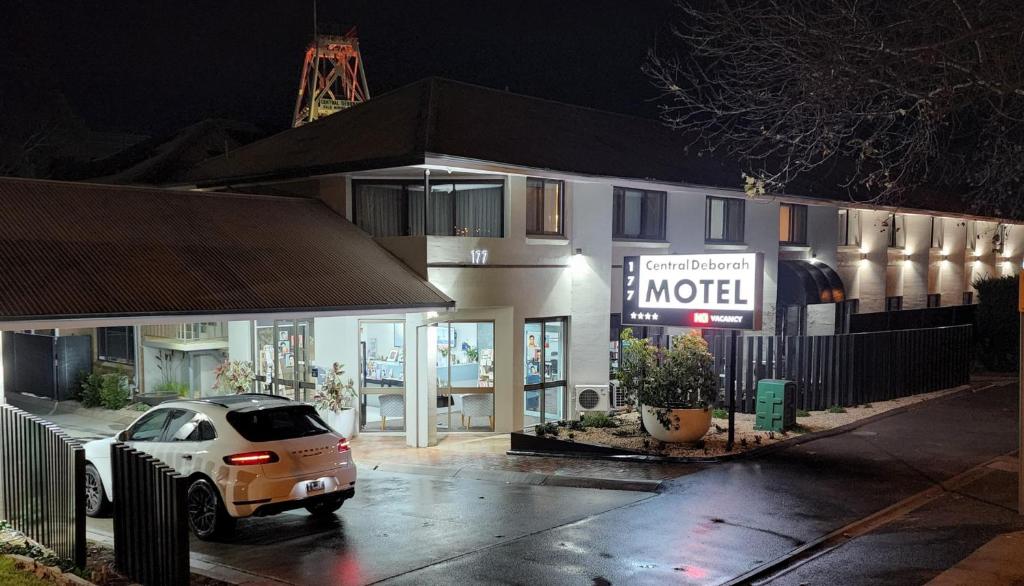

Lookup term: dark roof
[57,119,264,186]
[182,77,1006,221]
[0,177,452,323]
[183,77,736,189]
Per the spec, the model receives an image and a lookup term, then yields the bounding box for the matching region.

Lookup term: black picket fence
[0,404,86,567]
[111,443,189,586]
[706,324,972,414]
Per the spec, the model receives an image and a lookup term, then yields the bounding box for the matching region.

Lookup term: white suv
[83,394,357,539]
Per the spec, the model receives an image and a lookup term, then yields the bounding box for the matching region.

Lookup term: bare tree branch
[646,0,1024,216]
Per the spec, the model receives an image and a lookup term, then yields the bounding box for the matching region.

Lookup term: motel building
[2,77,1022,448]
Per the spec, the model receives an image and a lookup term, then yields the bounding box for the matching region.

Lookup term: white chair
[461,394,493,429]
[378,394,404,430]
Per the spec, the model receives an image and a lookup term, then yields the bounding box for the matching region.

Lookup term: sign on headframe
[622,252,764,330]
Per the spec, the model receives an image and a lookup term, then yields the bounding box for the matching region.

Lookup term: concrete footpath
[928,530,1024,585]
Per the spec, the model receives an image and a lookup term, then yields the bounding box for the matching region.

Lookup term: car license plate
[306,480,324,492]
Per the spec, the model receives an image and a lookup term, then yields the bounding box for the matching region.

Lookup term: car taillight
[337,438,350,453]
[223,451,279,465]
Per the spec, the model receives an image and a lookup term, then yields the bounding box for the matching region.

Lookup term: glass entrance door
[435,322,495,432]
[254,318,315,400]
[523,318,567,428]
[358,321,406,432]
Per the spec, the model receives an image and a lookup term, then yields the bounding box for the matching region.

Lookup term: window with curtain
[930,217,944,249]
[353,180,504,237]
[838,209,861,247]
[887,214,906,248]
[526,178,564,236]
[705,196,745,243]
[779,203,808,244]
[612,187,666,240]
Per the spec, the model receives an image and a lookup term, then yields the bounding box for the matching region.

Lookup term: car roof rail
[197,393,293,407]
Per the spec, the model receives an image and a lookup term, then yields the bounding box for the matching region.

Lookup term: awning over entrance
[0,177,454,325]
[778,259,846,305]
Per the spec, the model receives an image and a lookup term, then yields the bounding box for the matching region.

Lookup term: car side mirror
[115,430,127,442]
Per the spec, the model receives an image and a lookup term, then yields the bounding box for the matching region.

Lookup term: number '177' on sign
[622,252,763,330]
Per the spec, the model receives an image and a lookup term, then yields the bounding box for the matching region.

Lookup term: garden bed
[513,385,966,460]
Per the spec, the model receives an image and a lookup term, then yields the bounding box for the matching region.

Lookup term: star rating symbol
[652,313,659,320]
[630,312,638,320]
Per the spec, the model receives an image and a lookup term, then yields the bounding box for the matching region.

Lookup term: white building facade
[175,78,1023,446]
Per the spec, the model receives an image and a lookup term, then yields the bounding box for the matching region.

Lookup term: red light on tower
[692,312,710,325]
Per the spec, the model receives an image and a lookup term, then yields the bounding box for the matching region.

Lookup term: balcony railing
[143,322,226,342]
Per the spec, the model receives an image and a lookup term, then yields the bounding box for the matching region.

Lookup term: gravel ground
[560,386,965,457]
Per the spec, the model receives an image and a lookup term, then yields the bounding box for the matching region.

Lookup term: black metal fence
[707,324,972,414]
[1,332,92,400]
[111,443,189,586]
[0,404,86,567]
[848,304,975,333]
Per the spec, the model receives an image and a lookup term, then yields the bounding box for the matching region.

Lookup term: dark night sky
[8,1,677,137]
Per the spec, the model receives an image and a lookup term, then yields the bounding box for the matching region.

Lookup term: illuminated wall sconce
[860,253,868,261]
[941,254,949,261]
[902,254,911,263]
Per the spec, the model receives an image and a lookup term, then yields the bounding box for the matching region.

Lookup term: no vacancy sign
[622,252,763,330]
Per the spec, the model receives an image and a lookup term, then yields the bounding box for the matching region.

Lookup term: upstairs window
[993,223,1008,254]
[526,178,564,236]
[887,214,906,248]
[966,221,978,252]
[930,217,944,249]
[926,293,941,308]
[612,187,666,240]
[838,209,861,247]
[352,180,504,238]
[779,203,808,245]
[705,196,745,243]
[885,296,903,312]
[97,326,134,364]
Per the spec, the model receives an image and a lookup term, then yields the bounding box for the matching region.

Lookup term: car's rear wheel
[187,478,236,540]
[84,463,111,518]
[305,496,344,516]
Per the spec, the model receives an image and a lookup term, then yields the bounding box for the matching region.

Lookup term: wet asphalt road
[84,381,1016,585]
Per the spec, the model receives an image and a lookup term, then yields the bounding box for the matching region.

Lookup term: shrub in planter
[974,275,1018,371]
[312,363,357,437]
[637,332,717,443]
[614,328,656,409]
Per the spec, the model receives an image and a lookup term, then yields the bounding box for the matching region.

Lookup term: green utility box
[754,379,796,432]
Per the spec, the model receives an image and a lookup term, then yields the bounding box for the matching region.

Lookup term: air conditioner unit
[573,384,610,413]
[609,380,628,409]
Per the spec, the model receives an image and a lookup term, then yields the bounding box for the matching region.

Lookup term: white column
[413,324,438,447]
[0,330,5,404]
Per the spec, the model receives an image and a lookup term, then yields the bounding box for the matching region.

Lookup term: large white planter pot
[641,405,712,443]
[319,408,356,438]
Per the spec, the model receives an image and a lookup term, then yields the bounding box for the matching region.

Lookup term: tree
[646,0,1024,215]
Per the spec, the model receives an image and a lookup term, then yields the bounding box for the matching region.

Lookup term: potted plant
[312,362,357,437]
[212,360,256,395]
[637,332,717,443]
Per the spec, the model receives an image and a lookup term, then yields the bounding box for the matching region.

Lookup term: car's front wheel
[187,478,236,540]
[84,463,111,518]
[305,496,344,516]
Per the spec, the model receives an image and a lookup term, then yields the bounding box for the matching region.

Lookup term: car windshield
[226,405,331,442]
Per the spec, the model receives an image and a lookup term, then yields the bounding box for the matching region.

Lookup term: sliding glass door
[254,318,315,401]
[435,322,495,431]
[523,318,567,428]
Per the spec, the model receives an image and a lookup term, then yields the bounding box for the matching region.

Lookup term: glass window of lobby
[613,187,666,240]
[526,178,564,236]
[706,196,745,243]
[352,180,504,238]
[779,203,808,245]
[359,321,406,432]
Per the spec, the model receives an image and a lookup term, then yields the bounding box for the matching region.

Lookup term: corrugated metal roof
[0,177,453,322]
